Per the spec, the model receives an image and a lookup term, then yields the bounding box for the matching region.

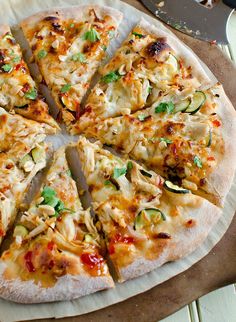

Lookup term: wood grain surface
[23,1,236,321]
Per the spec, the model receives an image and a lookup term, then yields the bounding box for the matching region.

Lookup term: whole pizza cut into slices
[81,84,236,206]
[76,137,221,282]
[0,107,57,244]
[21,5,123,126]
[0,147,114,303]
[0,25,58,129]
[71,18,213,134]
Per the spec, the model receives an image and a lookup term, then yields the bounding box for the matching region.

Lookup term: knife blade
[140,0,235,44]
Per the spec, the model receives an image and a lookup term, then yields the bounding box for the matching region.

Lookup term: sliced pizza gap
[76,137,221,282]
[0,146,114,303]
[20,5,123,127]
[0,25,59,130]
[70,17,214,134]
[79,84,236,207]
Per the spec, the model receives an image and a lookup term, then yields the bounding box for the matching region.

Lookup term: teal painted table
[161,12,236,322]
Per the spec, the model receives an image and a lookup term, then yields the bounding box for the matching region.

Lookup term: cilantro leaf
[12,56,21,63]
[101,71,121,83]
[104,180,112,186]
[71,52,86,63]
[83,28,100,42]
[148,86,152,94]
[24,88,37,100]
[160,137,172,144]
[127,161,133,171]
[1,64,12,72]
[37,49,48,59]
[193,156,203,168]
[113,167,127,179]
[132,32,144,38]
[70,23,75,28]
[66,169,72,177]
[41,186,56,202]
[61,84,71,93]
[102,45,107,51]
[137,114,148,121]
[155,102,175,114]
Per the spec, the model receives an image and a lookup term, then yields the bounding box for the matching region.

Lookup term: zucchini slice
[206,128,212,147]
[174,98,191,113]
[185,91,206,114]
[13,225,28,238]
[164,181,190,194]
[165,53,179,72]
[134,208,166,230]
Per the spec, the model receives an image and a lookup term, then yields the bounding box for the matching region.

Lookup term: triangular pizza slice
[0,147,114,303]
[0,108,57,244]
[71,18,213,134]
[80,85,236,206]
[21,5,123,126]
[0,25,58,129]
[76,137,221,282]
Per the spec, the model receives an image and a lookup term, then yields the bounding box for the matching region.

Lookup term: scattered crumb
[157,1,165,7]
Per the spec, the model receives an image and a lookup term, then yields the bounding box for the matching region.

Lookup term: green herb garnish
[101,71,121,83]
[155,102,175,114]
[24,88,37,100]
[127,161,133,171]
[132,32,144,38]
[37,49,48,59]
[160,137,172,144]
[61,84,71,93]
[137,114,148,121]
[1,64,12,72]
[102,45,107,51]
[83,28,100,42]
[193,156,202,168]
[71,52,86,63]
[12,56,21,63]
[113,167,127,179]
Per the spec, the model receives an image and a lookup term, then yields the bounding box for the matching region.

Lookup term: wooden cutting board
[27,1,236,321]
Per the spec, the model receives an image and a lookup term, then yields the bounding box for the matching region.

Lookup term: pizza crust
[138,18,214,89]
[203,85,236,206]
[119,197,221,281]
[0,262,114,303]
[21,5,123,34]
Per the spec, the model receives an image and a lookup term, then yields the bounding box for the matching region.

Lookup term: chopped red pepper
[81,253,104,269]
[24,251,35,273]
[207,156,215,161]
[212,119,221,127]
[47,241,55,251]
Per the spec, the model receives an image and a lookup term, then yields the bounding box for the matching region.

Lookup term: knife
[140,0,236,44]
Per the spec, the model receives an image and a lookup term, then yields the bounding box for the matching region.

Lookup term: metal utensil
[140,0,236,44]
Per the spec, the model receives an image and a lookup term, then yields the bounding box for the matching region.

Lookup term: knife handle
[223,0,236,9]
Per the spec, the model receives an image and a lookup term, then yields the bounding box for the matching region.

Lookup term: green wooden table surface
[161,12,236,322]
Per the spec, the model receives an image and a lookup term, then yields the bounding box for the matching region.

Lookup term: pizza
[0,107,57,244]
[21,6,123,126]
[0,25,58,129]
[70,18,213,134]
[0,4,235,306]
[0,147,113,303]
[76,137,221,281]
[80,84,236,206]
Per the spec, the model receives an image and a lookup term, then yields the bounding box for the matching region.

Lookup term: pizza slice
[0,107,57,158]
[76,137,221,282]
[71,18,213,134]
[80,84,236,206]
[0,25,58,129]
[21,5,123,126]
[0,108,58,244]
[0,147,114,303]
